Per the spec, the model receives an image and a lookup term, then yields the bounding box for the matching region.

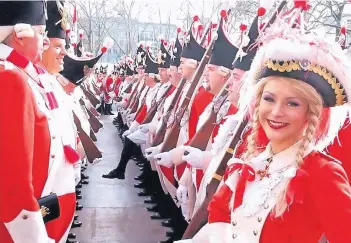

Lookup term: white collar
[251,140,314,173]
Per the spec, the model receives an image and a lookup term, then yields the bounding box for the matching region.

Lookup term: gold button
[232,233,237,239]
[51,154,55,158]
[232,221,237,226]
[257,217,262,222]
[253,230,258,236]
[22,214,28,220]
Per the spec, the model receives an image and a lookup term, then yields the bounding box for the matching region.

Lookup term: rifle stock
[182,119,248,239]
[92,83,102,96]
[81,86,100,107]
[79,98,104,133]
[73,112,102,164]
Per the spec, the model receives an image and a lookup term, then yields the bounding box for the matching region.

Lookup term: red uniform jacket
[207,151,351,243]
[175,87,214,180]
[0,69,50,243]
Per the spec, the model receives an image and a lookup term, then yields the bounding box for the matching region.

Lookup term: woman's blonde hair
[244,76,325,217]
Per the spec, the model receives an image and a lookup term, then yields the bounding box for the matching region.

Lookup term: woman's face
[42,38,67,74]
[259,79,309,151]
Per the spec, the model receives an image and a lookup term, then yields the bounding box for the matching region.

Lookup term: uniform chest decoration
[224,143,313,242]
[0,45,80,165]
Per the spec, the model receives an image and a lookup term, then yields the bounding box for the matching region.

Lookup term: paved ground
[72,115,168,243]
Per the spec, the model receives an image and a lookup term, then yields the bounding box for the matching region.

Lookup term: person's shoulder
[304,151,348,182]
[0,61,29,90]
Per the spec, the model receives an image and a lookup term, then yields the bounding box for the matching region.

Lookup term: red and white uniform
[44,72,79,243]
[103,76,115,104]
[0,47,68,243]
[176,143,351,243]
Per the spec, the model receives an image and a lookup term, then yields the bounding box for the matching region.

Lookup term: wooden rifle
[150,79,187,147]
[141,84,174,125]
[125,78,141,108]
[181,1,288,238]
[73,112,102,163]
[90,128,97,142]
[159,35,216,153]
[79,98,103,133]
[92,82,102,96]
[133,86,150,118]
[184,81,230,155]
[129,84,148,115]
[80,85,100,107]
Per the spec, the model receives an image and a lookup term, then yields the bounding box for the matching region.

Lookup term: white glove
[145,146,161,160]
[122,129,132,137]
[154,151,174,168]
[138,123,150,133]
[182,146,204,169]
[177,184,189,204]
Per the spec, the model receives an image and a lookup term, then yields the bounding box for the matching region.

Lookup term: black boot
[102,168,125,179]
[107,104,114,115]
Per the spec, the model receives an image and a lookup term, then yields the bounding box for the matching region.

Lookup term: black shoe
[144,197,156,204]
[76,194,82,200]
[75,189,81,194]
[76,184,82,189]
[81,173,89,180]
[66,239,78,243]
[74,215,78,220]
[68,232,76,239]
[81,179,89,185]
[158,238,174,243]
[134,174,145,181]
[76,204,83,210]
[166,229,175,237]
[81,167,86,172]
[102,169,125,179]
[150,213,169,220]
[134,182,146,189]
[137,189,150,197]
[71,220,83,228]
[146,205,159,212]
[161,219,173,227]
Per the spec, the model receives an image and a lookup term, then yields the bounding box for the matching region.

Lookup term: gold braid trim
[259,59,346,106]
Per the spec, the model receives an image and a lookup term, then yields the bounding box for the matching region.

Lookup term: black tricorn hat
[145,50,159,75]
[233,15,259,71]
[60,53,103,85]
[46,0,68,39]
[0,1,46,26]
[209,10,239,70]
[170,28,183,67]
[157,40,172,68]
[181,16,206,62]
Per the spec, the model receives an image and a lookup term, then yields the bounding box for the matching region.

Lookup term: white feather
[102,37,114,49]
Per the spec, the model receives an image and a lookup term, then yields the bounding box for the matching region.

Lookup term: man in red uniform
[0,1,59,242]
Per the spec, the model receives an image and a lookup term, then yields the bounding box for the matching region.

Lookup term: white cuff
[5,209,49,243]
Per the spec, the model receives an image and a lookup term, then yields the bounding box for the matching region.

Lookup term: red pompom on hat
[177,27,181,33]
[341,26,347,35]
[240,24,247,31]
[257,7,266,16]
[220,9,227,18]
[193,15,199,22]
[294,0,311,11]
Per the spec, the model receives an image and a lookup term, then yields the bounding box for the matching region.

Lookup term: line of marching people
[103,1,351,243]
[0,1,113,243]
